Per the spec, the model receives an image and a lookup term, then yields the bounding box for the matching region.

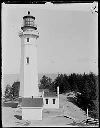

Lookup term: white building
[19,11,43,120]
[19,12,59,120]
[19,11,39,98]
[22,98,43,120]
[43,86,59,109]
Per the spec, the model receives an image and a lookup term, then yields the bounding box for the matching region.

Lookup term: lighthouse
[19,11,39,98]
[19,12,43,120]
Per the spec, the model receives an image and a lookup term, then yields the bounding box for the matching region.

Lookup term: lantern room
[21,11,37,31]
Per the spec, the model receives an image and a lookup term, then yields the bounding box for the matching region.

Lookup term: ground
[2,94,99,127]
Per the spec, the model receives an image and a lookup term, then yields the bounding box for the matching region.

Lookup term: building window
[53,99,55,104]
[26,57,29,64]
[45,99,48,104]
[27,38,29,42]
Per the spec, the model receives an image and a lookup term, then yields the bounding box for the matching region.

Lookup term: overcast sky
[2,3,98,75]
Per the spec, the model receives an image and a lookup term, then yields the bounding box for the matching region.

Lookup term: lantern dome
[21,11,37,31]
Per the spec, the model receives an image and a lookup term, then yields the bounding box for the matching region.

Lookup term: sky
[2,3,98,75]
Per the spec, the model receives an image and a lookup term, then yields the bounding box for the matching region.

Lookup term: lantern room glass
[24,18,34,26]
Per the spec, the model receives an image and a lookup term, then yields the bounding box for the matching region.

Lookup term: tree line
[4,72,99,118]
[39,72,99,118]
[39,72,98,101]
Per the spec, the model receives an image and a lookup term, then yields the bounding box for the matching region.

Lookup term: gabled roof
[22,98,43,107]
[39,89,58,97]
[44,91,58,97]
[18,97,22,103]
[39,89,49,92]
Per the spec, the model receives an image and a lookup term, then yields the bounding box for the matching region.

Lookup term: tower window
[26,57,29,64]
[27,38,29,42]
[53,99,55,104]
[45,99,48,104]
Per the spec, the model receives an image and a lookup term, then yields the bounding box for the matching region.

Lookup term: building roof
[39,89,49,92]
[23,11,35,20]
[22,98,43,107]
[39,89,58,97]
[44,91,58,97]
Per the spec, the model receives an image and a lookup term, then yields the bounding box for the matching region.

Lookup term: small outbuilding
[22,97,43,120]
[43,86,59,109]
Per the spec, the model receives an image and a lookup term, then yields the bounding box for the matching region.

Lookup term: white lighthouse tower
[19,11,39,98]
[19,12,43,120]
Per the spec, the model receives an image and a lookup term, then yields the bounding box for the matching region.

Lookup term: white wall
[24,37,39,97]
[43,97,59,109]
[22,108,42,120]
[19,30,39,98]
[19,36,24,97]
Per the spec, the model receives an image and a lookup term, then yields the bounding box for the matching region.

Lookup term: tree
[11,81,20,99]
[53,74,70,94]
[76,72,98,113]
[63,74,71,93]
[81,72,97,101]
[39,75,52,90]
[4,84,13,100]
[68,73,79,92]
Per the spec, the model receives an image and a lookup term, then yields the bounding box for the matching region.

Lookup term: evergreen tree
[4,84,13,100]
[11,81,20,99]
[53,74,70,94]
[39,75,52,90]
